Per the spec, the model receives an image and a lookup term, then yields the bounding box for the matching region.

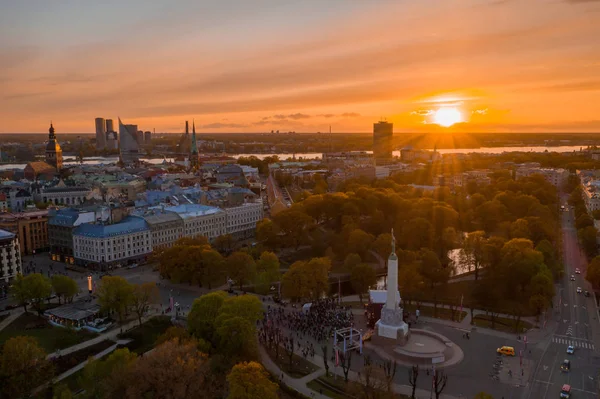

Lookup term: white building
[164,204,227,241]
[141,210,184,250]
[224,202,263,240]
[578,170,600,212]
[0,229,21,283]
[515,166,568,188]
[73,216,152,266]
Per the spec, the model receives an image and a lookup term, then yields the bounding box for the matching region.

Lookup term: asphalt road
[525,198,600,399]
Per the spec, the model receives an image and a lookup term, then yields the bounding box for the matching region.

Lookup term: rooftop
[0,229,15,240]
[44,301,100,321]
[164,204,223,219]
[73,216,148,238]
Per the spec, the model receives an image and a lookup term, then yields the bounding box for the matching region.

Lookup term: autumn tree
[351,264,377,304]
[398,263,423,307]
[96,276,134,331]
[0,336,53,398]
[51,275,79,304]
[339,350,352,382]
[419,250,450,317]
[282,257,331,302]
[272,208,313,249]
[201,248,225,289]
[347,229,375,259]
[463,231,486,280]
[256,218,278,249]
[344,253,362,271]
[226,251,256,291]
[217,316,257,360]
[586,256,600,290]
[79,347,138,399]
[155,326,193,346]
[254,251,281,294]
[126,339,210,399]
[131,282,160,326]
[52,383,73,399]
[579,225,599,258]
[371,233,393,259]
[227,361,278,399]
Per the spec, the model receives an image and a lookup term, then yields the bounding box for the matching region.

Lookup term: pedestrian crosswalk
[553,337,595,350]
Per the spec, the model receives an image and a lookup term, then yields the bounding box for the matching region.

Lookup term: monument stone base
[374,319,410,347]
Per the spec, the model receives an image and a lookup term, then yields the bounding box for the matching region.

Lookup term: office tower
[119,118,139,163]
[106,131,118,150]
[105,119,114,134]
[189,121,199,170]
[373,121,393,165]
[136,130,144,145]
[144,131,152,143]
[95,118,106,150]
[45,123,63,171]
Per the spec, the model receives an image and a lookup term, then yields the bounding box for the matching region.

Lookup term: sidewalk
[260,345,462,399]
[46,311,159,359]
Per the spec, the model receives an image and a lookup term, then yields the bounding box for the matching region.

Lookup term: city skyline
[1,0,600,133]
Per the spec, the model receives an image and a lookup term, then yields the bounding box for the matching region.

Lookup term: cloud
[273,114,287,120]
[199,122,248,129]
[411,109,434,116]
[472,108,488,115]
[341,112,361,117]
[287,113,311,120]
[317,114,336,118]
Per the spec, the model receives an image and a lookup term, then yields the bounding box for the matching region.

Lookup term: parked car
[496,346,515,356]
[560,384,571,398]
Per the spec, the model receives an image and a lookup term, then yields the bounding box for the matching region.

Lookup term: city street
[526,197,600,399]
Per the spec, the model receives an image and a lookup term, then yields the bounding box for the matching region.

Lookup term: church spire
[189,119,199,170]
[49,122,56,139]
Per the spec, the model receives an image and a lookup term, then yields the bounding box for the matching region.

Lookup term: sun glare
[433,107,462,127]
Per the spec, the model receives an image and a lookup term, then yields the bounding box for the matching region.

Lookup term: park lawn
[404,304,467,323]
[52,339,115,375]
[264,345,319,378]
[0,312,97,353]
[119,316,172,354]
[308,375,411,399]
[472,314,533,334]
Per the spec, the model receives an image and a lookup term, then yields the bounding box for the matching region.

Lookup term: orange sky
[1,0,599,133]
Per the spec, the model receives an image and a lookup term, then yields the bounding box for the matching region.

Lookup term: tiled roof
[164,204,223,219]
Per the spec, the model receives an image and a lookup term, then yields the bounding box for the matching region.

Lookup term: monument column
[385,230,398,310]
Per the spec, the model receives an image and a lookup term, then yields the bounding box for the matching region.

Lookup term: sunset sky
[1,0,599,134]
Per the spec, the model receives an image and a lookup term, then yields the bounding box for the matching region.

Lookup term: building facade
[73,216,151,267]
[0,229,21,284]
[515,166,568,188]
[37,186,91,206]
[142,210,184,250]
[164,204,227,241]
[0,210,49,255]
[119,118,140,163]
[373,121,393,165]
[224,202,263,240]
[45,123,63,171]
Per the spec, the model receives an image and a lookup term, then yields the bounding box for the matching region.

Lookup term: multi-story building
[48,207,110,264]
[119,118,140,163]
[0,210,49,255]
[141,210,184,250]
[95,118,107,150]
[105,119,114,135]
[73,216,151,267]
[36,185,91,206]
[373,121,393,166]
[578,170,600,212]
[165,204,227,241]
[515,166,568,188]
[453,170,492,188]
[144,131,152,144]
[224,202,263,240]
[0,193,7,211]
[0,229,21,284]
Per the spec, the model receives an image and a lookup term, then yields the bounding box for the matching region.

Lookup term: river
[0,145,588,171]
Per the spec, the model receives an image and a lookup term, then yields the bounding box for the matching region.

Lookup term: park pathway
[0,309,24,332]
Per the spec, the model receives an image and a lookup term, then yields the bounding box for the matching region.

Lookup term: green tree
[351,264,377,304]
[0,336,53,398]
[131,282,160,327]
[419,250,450,318]
[216,316,257,360]
[188,291,228,343]
[281,257,331,302]
[96,276,134,332]
[51,275,79,304]
[255,251,280,283]
[256,218,278,249]
[227,361,278,399]
[26,273,53,317]
[52,383,73,399]
[578,226,599,258]
[9,273,31,313]
[201,248,225,289]
[344,253,362,271]
[226,252,257,291]
[217,295,264,327]
[347,229,375,259]
[371,233,393,259]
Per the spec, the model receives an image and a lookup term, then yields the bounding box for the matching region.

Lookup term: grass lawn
[119,316,172,354]
[0,312,97,353]
[473,314,533,334]
[308,375,410,399]
[264,345,319,378]
[52,339,115,375]
[0,313,8,323]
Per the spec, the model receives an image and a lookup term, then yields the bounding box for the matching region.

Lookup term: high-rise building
[95,118,107,150]
[189,121,199,170]
[136,130,144,145]
[106,131,118,150]
[45,123,63,171]
[373,121,393,165]
[144,131,152,143]
[105,119,114,133]
[119,118,139,163]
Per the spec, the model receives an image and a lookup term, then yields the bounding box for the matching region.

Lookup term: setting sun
[433,108,462,127]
